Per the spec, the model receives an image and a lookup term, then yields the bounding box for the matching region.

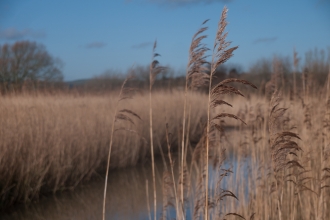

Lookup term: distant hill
[65,79,92,87]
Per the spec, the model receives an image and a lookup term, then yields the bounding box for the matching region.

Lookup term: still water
[1,155,252,220]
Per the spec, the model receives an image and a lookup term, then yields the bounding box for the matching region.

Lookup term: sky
[0,0,329,81]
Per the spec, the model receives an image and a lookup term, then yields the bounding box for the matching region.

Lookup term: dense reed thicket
[1,6,330,220]
[156,7,330,220]
[0,92,207,209]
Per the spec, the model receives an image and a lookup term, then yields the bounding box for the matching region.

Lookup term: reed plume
[293,48,299,101]
[319,65,330,219]
[204,6,256,219]
[268,90,311,220]
[102,74,141,220]
[180,19,210,219]
[149,41,166,220]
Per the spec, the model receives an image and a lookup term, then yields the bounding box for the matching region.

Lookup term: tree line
[1,40,329,95]
[81,47,330,96]
[0,41,63,93]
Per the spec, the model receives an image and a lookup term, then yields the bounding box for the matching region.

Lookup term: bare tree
[0,41,63,92]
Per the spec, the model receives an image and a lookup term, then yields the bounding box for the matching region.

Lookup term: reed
[158,7,256,220]
[1,89,330,219]
[180,19,210,219]
[102,75,141,220]
[202,7,256,219]
[1,6,330,220]
[149,41,166,220]
[0,91,206,209]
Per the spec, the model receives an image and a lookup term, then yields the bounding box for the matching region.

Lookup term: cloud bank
[0,28,46,40]
[253,37,278,44]
[85,42,107,49]
[127,0,233,7]
[131,41,152,49]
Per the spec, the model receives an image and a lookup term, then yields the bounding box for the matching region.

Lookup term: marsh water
[1,154,252,220]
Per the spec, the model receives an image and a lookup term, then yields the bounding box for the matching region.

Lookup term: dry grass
[1,6,330,220]
[153,89,329,220]
[217,54,330,220]
[1,87,330,220]
[0,91,207,208]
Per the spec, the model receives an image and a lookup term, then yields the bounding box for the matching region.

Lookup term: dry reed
[149,41,166,220]
[1,6,330,220]
[102,74,141,220]
[0,91,206,209]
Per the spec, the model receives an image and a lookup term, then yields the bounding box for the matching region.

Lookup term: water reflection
[1,159,168,220]
[1,155,251,220]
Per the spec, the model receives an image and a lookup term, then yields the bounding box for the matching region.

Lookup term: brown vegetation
[1,6,330,220]
[0,91,206,209]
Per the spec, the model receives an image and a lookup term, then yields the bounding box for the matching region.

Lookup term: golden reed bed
[1,6,330,220]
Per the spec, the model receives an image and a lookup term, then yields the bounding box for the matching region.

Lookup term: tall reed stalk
[166,124,180,217]
[205,7,236,219]
[102,75,141,220]
[293,48,299,101]
[204,7,256,219]
[180,19,210,219]
[320,65,330,219]
[149,41,165,220]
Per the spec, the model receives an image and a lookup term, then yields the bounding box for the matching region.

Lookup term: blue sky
[0,0,329,81]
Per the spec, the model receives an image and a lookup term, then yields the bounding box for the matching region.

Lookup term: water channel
[1,153,252,220]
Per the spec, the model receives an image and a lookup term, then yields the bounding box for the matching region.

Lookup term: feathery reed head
[211,6,238,75]
[269,90,305,184]
[150,40,166,87]
[187,20,210,89]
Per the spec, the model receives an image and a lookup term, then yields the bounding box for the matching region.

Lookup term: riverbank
[0,91,207,209]
[1,91,329,219]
